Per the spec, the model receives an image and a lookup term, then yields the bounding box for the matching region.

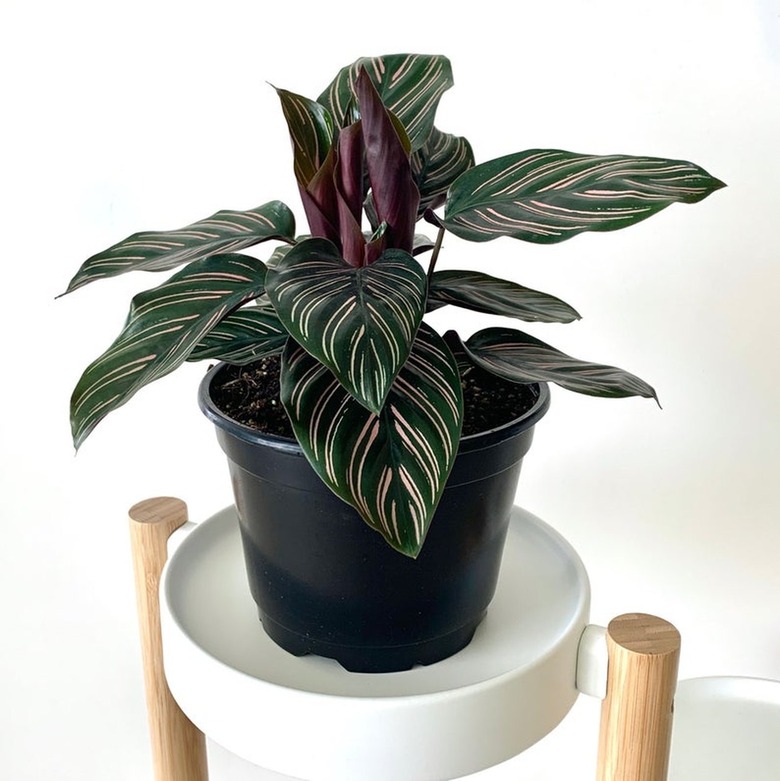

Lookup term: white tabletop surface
[160,506,590,779]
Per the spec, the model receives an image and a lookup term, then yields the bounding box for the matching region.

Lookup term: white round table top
[160,505,591,780]
[669,676,780,781]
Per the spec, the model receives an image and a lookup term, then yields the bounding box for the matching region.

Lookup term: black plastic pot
[199,363,550,673]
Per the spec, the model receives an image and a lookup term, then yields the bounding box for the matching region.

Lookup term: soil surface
[209,353,540,439]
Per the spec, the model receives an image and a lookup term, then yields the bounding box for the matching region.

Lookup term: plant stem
[426,226,445,289]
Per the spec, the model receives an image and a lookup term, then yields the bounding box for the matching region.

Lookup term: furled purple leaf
[355,68,420,256]
[299,146,341,249]
[334,121,367,267]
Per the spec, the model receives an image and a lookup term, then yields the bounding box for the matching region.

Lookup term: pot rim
[198,360,550,456]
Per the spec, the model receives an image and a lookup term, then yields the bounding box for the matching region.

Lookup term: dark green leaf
[442,329,473,375]
[363,221,388,266]
[413,128,475,213]
[319,54,454,151]
[443,150,725,243]
[429,270,581,323]
[71,254,267,448]
[275,88,335,186]
[188,305,288,364]
[63,202,294,294]
[266,238,427,413]
[281,323,463,557]
[412,233,436,256]
[463,327,657,401]
[266,242,297,268]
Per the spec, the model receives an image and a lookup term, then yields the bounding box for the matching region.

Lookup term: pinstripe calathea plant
[64,54,724,557]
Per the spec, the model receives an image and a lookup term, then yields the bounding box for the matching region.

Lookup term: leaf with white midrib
[71,254,268,448]
[64,201,294,293]
[266,238,427,413]
[443,150,725,244]
[281,323,463,557]
[429,270,581,323]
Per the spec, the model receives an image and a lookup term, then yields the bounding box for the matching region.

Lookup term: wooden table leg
[596,613,681,781]
[129,497,209,781]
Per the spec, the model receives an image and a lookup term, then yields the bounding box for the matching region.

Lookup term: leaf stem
[426,226,445,289]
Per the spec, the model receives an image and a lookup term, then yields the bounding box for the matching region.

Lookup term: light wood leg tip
[607,613,681,656]
[129,497,188,526]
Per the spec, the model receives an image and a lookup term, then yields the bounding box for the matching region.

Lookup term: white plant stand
[669,676,780,781]
[128,497,682,781]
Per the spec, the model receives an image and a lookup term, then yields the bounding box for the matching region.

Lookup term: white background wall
[2,0,778,778]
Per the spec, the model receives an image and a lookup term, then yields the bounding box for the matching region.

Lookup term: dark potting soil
[209,354,539,439]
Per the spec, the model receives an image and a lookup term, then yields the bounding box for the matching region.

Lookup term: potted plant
[63,53,723,672]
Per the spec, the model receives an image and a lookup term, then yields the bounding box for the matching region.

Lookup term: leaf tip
[57,275,85,298]
[71,430,86,453]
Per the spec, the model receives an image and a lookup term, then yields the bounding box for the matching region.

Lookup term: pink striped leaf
[63,201,294,293]
[429,270,581,323]
[266,237,427,414]
[443,150,725,244]
[413,127,475,214]
[462,327,658,401]
[281,322,463,557]
[274,88,346,250]
[188,305,287,364]
[318,54,453,151]
[275,88,335,186]
[70,254,269,448]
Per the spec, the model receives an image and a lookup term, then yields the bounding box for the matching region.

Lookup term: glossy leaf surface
[318,54,453,151]
[281,323,463,557]
[356,69,419,255]
[71,254,267,448]
[463,327,657,400]
[298,144,342,249]
[64,202,294,293]
[443,150,725,243]
[266,238,427,413]
[275,88,335,185]
[188,305,288,364]
[413,128,475,213]
[429,271,581,323]
[412,233,436,256]
[274,89,348,253]
[266,241,299,268]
